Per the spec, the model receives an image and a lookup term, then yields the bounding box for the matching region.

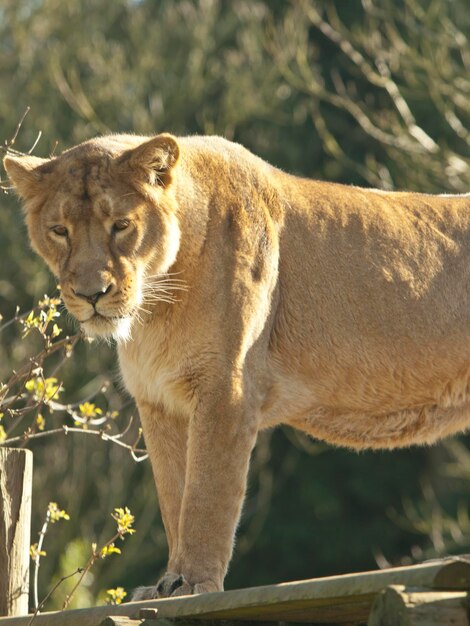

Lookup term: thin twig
[0,107,45,168]
[28,568,83,626]
[0,307,33,334]
[5,107,30,150]
[27,131,42,155]
[32,510,51,610]
[2,424,148,461]
[62,533,120,610]
[49,140,59,158]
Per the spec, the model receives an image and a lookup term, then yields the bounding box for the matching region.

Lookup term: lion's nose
[73,284,112,305]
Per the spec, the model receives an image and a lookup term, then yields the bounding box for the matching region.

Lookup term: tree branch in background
[0,295,147,462]
[0,108,42,192]
[268,0,470,191]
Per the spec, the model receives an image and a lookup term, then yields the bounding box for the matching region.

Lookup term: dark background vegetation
[1,0,470,609]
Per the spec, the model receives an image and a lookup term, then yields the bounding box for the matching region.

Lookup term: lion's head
[3,134,181,341]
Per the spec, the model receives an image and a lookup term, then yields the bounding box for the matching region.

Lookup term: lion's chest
[117,321,196,418]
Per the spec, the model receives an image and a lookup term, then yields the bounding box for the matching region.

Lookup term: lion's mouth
[80,311,134,342]
[79,311,129,323]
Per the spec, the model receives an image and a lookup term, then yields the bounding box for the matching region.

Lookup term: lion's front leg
[157,386,259,597]
[132,401,188,601]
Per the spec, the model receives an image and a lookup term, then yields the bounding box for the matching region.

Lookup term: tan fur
[4,134,470,597]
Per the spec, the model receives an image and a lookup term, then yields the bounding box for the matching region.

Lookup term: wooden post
[0,448,33,616]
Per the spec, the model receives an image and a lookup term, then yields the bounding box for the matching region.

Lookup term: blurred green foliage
[1,0,470,610]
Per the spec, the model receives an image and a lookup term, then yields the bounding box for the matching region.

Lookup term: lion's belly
[268,331,470,448]
[261,340,470,448]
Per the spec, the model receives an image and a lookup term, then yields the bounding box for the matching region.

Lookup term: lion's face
[3,134,181,341]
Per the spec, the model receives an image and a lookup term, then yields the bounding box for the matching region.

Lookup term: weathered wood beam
[367,585,469,626]
[99,610,286,626]
[1,557,470,625]
[0,448,33,617]
[99,618,150,626]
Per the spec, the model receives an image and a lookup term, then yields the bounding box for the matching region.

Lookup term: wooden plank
[367,585,469,626]
[0,448,33,617]
[98,615,282,626]
[99,621,293,626]
[99,619,142,626]
[98,610,268,626]
[1,557,470,625]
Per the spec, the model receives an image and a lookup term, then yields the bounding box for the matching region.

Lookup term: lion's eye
[51,225,68,237]
[113,219,130,232]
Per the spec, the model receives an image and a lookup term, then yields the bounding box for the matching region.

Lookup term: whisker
[143,288,186,297]
[146,278,186,282]
[146,290,186,297]
[143,296,177,302]
[144,292,176,300]
[155,298,179,305]
[133,313,144,327]
[143,283,188,293]
[142,288,180,297]
[132,307,151,326]
[144,296,180,305]
[144,282,188,291]
[145,277,186,283]
[145,278,187,285]
[145,271,185,278]
[147,298,181,305]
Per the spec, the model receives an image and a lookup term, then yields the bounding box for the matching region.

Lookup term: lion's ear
[116,134,180,188]
[3,154,52,202]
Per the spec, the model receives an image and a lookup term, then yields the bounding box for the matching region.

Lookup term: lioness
[4,134,470,598]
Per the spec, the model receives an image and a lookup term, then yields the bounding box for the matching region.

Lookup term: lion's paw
[193,580,221,594]
[131,584,159,601]
[131,573,189,600]
[131,573,220,600]
[156,572,193,597]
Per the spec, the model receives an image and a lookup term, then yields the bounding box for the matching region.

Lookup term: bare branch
[28,568,83,626]
[2,424,148,462]
[5,107,31,150]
